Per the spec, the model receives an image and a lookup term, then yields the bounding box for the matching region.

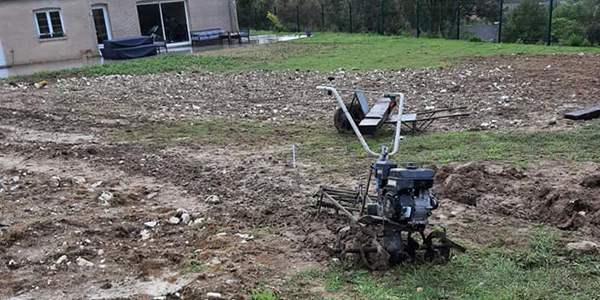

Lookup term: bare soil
[1,53,600,299]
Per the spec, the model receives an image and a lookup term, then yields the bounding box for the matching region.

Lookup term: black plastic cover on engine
[387,167,434,190]
[375,161,397,180]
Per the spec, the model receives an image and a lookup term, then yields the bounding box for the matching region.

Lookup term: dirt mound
[581,175,600,188]
[435,162,600,236]
[434,162,524,207]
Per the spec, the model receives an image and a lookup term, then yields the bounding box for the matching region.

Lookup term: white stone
[56,255,68,265]
[8,259,18,269]
[90,181,103,189]
[76,257,94,267]
[140,229,151,241]
[235,233,254,240]
[181,213,191,224]
[168,217,181,225]
[98,191,113,204]
[205,195,220,204]
[225,279,236,285]
[566,241,598,253]
[71,177,86,185]
[49,176,61,188]
[206,292,222,299]
[144,221,158,228]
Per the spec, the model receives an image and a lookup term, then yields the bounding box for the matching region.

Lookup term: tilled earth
[1,53,600,299]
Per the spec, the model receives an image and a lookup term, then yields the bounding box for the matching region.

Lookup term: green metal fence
[236,0,600,46]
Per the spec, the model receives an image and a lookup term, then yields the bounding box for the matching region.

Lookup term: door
[161,2,189,43]
[137,1,190,45]
[92,5,112,45]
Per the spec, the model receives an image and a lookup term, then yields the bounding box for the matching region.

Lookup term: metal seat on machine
[345,88,470,135]
[359,97,393,134]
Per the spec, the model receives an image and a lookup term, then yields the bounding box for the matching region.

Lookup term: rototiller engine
[315,86,464,269]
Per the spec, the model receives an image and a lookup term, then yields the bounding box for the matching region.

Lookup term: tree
[502,0,547,43]
[552,17,587,43]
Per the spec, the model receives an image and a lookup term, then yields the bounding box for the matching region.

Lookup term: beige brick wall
[188,0,238,32]
[101,0,141,39]
[0,0,238,66]
[0,0,99,65]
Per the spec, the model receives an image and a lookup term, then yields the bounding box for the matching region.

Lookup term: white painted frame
[92,4,112,47]
[0,39,6,68]
[136,0,191,47]
[33,8,66,39]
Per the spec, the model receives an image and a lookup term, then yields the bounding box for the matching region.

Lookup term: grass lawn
[285,228,600,300]
[14,32,599,80]
[114,119,600,167]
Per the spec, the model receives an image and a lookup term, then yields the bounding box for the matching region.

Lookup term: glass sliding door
[137,1,190,45]
[161,2,189,43]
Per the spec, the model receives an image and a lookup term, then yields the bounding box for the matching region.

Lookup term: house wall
[0,0,239,66]
[187,0,238,32]
[99,0,141,39]
[0,0,99,66]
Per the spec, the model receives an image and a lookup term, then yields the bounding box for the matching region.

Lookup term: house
[0,0,239,67]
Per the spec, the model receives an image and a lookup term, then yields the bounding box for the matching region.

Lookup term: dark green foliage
[552,0,600,44]
[467,34,484,42]
[502,0,547,44]
[552,17,587,43]
[563,33,592,46]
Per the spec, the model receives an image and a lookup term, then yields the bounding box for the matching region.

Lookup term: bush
[562,33,592,47]
[467,35,484,42]
[397,28,411,37]
[266,11,286,32]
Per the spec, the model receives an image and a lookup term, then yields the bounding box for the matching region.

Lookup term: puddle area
[0,34,307,79]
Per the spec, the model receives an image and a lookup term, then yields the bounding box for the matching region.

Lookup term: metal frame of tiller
[315,86,465,269]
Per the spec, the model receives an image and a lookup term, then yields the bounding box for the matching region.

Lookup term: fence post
[296,3,300,32]
[498,0,503,42]
[547,0,554,45]
[273,6,277,15]
[416,0,420,37]
[456,0,461,40]
[348,1,353,33]
[380,0,385,35]
[321,3,325,30]
[254,7,258,30]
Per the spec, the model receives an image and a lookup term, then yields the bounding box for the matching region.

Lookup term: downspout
[229,0,239,31]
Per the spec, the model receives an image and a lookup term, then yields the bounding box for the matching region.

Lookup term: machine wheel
[333,103,365,133]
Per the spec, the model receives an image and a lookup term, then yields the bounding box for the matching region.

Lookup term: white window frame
[33,9,66,39]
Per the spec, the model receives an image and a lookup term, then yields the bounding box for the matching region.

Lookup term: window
[34,9,65,39]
